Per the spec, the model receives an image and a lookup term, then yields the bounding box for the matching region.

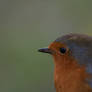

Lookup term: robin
[38,33,92,92]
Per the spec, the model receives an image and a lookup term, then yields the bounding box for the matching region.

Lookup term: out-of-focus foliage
[0,0,92,92]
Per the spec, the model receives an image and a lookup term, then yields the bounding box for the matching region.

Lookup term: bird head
[39,33,92,65]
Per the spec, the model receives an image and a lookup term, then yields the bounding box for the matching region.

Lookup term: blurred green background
[0,0,92,92]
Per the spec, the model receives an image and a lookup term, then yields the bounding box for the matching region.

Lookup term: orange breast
[54,56,92,92]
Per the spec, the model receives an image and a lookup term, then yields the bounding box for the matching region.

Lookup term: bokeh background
[0,0,92,92]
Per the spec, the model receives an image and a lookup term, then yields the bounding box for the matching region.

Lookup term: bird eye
[59,47,66,54]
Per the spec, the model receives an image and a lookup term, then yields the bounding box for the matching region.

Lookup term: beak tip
[38,48,52,54]
[38,49,43,52]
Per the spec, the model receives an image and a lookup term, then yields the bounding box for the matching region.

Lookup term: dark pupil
[60,48,66,54]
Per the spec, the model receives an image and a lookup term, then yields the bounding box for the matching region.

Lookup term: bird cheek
[52,51,62,58]
[52,54,63,63]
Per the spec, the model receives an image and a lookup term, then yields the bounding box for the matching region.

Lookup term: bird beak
[38,48,52,54]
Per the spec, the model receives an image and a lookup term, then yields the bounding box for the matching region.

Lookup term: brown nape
[48,42,92,92]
